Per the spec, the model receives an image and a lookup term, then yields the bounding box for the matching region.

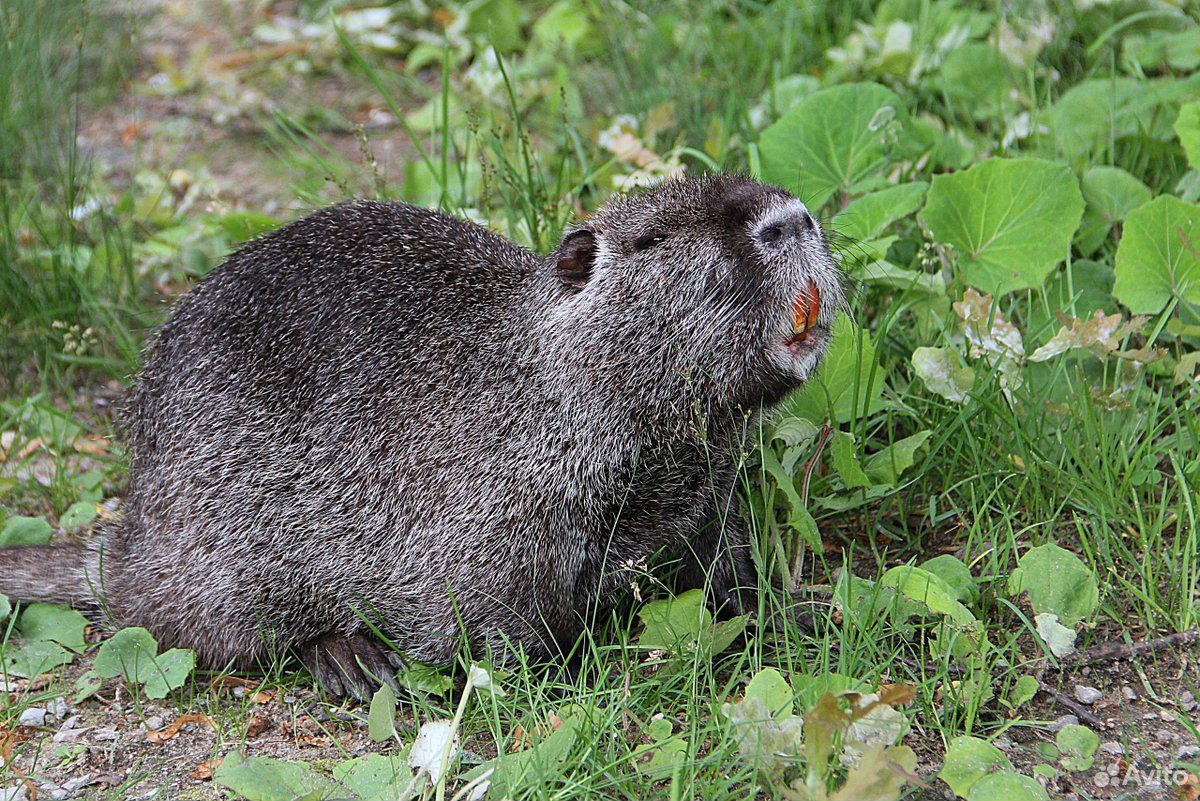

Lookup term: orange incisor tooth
[806,282,821,329]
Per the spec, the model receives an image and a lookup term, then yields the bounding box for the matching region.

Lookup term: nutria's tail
[0,545,100,606]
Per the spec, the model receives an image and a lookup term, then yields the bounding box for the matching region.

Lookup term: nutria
[0,174,843,698]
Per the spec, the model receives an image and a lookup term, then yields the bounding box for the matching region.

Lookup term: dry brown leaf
[188,757,220,781]
[146,713,215,744]
[72,434,111,455]
[246,711,270,738]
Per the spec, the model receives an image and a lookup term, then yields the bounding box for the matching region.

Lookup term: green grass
[2,0,1200,798]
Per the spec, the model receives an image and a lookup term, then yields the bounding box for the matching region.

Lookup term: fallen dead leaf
[146,713,215,744]
[72,434,110,455]
[188,757,220,781]
[246,711,270,738]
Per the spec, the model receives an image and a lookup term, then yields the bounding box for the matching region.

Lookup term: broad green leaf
[759,82,907,210]
[1007,543,1099,627]
[1034,612,1077,658]
[1113,195,1200,313]
[18,603,88,652]
[744,667,793,718]
[1057,724,1100,772]
[792,673,867,710]
[854,260,946,296]
[532,0,593,54]
[467,0,525,53]
[879,565,979,635]
[397,662,454,697]
[939,736,1015,798]
[93,627,195,698]
[333,753,415,801]
[2,640,73,678]
[142,648,195,699]
[937,43,1015,116]
[831,182,928,241]
[93,627,160,681]
[830,431,871,489]
[214,752,339,801]
[1178,101,1200,169]
[1004,675,1040,710]
[966,772,1049,801]
[1045,75,1200,159]
[783,314,885,424]
[1076,167,1152,255]
[911,346,974,403]
[1125,29,1200,72]
[58,501,97,530]
[216,211,282,245]
[637,589,710,650]
[922,158,1084,296]
[920,554,978,605]
[633,718,687,776]
[0,516,53,547]
[864,430,931,485]
[368,684,398,742]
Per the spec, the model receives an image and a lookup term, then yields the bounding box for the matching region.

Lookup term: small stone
[52,726,90,743]
[1122,686,1137,701]
[61,778,90,793]
[1156,729,1174,744]
[1074,685,1103,705]
[18,708,47,727]
[48,790,68,801]
[142,716,164,732]
[1180,691,1197,712]
[92,727,119,741]
[1100,741,1124,756]
[59,715,80,730]
[1159,710,1174,722]
[1049,714,1079,731]
[46,698,68,721]
[1177,744,1200,760]
[0,787,27,801]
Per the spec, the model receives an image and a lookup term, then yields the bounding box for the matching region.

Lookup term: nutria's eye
[634,232,667,251]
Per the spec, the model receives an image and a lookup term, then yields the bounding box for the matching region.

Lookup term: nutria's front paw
[300,632,405,701]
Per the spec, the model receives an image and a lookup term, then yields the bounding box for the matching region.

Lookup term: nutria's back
[0,175,845,697]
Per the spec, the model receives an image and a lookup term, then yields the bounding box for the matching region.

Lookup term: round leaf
[0,516,53,547]
[922,158,1084,295]
[1056,724,1100,772]
[368,684,398,742]
[93,627,160,681]
[919,554,978,605]
[967,772,1050,801]
[939,735,1014,797]
[141,648,195,699]
[1113,195,1200,313]
[1007,543,1099,628]
[18,603,89,652]
[759,82,907,210]
[1076,166,1152,255]
[214,752,339,801]
[743,667,794,718]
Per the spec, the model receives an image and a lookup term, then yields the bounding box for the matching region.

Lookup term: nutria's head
[547,174,845,412]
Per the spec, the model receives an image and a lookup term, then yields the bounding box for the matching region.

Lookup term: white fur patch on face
[749,198,813,244]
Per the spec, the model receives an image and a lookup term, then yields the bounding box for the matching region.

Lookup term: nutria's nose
[755,206,818,248]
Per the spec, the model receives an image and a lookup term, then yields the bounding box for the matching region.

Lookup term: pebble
[1155,729,1174,744]
[1180,691,1197,712]
[1100,741,1124,756]
[1177,745,1200,760]
[1048,714,1079,731]
[18,708,47,727]
[61,778,90,793]
[1159,710,1174,722]
[0,787,27,801]
[92,727,119,741]
[142,716,164,731]
[46,698,68,721]
[1121,685,1137,701]
[1074,685,1103,705]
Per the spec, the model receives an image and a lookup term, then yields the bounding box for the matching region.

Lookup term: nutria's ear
[555,229,596,290]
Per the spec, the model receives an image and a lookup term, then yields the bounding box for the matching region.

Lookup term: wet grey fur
[0,174,843,696]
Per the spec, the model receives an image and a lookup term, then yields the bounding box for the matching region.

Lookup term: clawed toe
[300,632,405,701]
